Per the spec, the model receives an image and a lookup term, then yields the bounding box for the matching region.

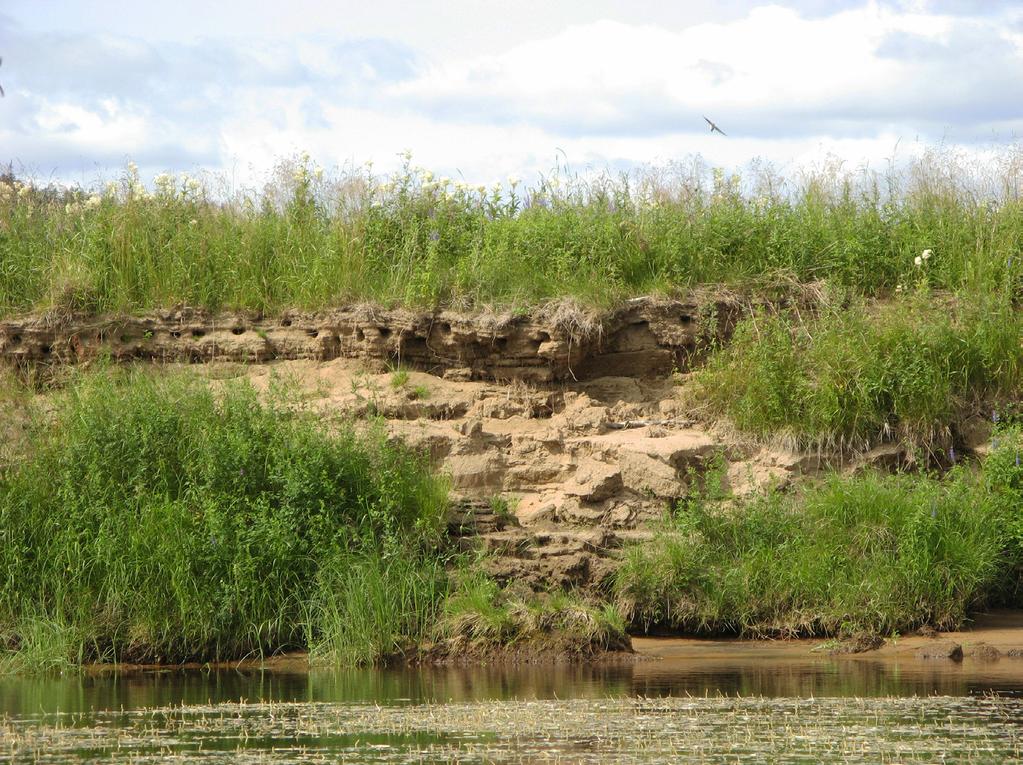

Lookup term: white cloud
[1,2,1021,188]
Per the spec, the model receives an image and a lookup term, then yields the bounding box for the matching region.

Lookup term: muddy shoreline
[78,611,1023,675]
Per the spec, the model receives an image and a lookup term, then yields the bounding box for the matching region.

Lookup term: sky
[1,0,1021,189]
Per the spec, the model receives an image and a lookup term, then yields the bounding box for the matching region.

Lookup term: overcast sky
[1,0,1021,188]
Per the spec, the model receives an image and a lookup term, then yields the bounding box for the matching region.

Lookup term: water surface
[3,639,1023,763]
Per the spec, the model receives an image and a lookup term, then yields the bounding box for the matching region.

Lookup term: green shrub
[0,369,449,667]
[616,466,1016,638]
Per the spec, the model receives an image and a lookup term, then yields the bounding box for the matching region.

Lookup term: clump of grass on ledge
[3,146,1023,317]
[433,571,629,658]
[616,432,1023,637]
[0,369,449,671]
[695,290,1023,452]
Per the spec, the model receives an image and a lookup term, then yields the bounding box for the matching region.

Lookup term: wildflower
[186,178,201,193]
[439,176,451,187]
[993,410,1000,423]
[476,184,486,195]
[895,284,904,294]
[422,170,434,183]
[127,161,138,176]
[189,218,198,226]
[914,255,923,267]
[428,230,440,242]
[18,184,30,199]
[365,159,374,170]
[949,446,956,463]
[921,248,932,260]
[508,175,521,187]
[314,166,324,181]
[104,181,118,197]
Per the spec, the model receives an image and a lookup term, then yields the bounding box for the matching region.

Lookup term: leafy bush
[0,370,449,667]
[616,443,1023,637]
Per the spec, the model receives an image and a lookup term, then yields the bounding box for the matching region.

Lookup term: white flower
[508,175,521,187]
[476,184,486,195]
[85,194,102,210]
[314,166,324,181]
[439,176,451,187]
[104,181,118,197]
[914,256,923,267]
[126,161,138,176]
[189,218,198,226]
[18,184,31,199]
[895,284,904,293]
[921,249,932,260]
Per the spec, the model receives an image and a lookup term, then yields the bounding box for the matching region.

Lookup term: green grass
[0,368,450,669]
[437,570,629,655]
[2,147,1023,316]
[695,290,1023,451]
[615,434,1023,637]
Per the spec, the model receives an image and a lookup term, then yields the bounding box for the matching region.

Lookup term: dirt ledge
[0,297,744,382]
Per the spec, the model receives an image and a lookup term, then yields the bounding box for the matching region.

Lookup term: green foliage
[0,370,449,668]
[697,294,1023,450]
[2,148,1023,315]
[616,455,1023,638]
[438,569,628,653]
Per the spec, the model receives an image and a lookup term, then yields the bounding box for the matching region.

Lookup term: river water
[3,638,1023,763]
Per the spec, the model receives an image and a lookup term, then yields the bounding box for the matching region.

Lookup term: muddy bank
[633,611,1023,663]
[0,296,741,382]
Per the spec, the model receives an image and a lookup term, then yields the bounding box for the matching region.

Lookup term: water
[3,644,1023,763]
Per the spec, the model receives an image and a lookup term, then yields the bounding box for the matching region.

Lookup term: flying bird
[703,115,726,136]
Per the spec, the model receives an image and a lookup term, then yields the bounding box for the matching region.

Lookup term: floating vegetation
[2,695,1022,763]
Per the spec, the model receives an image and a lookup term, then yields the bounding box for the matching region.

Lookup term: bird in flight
[703,115,726,136]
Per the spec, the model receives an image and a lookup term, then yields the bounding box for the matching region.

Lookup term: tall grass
[0,369,450,668]
[616,434,1023,637]
[2,146,1023,315]
[696,290,1023,451]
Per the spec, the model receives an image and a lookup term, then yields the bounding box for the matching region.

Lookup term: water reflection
[3,651,1023,716]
